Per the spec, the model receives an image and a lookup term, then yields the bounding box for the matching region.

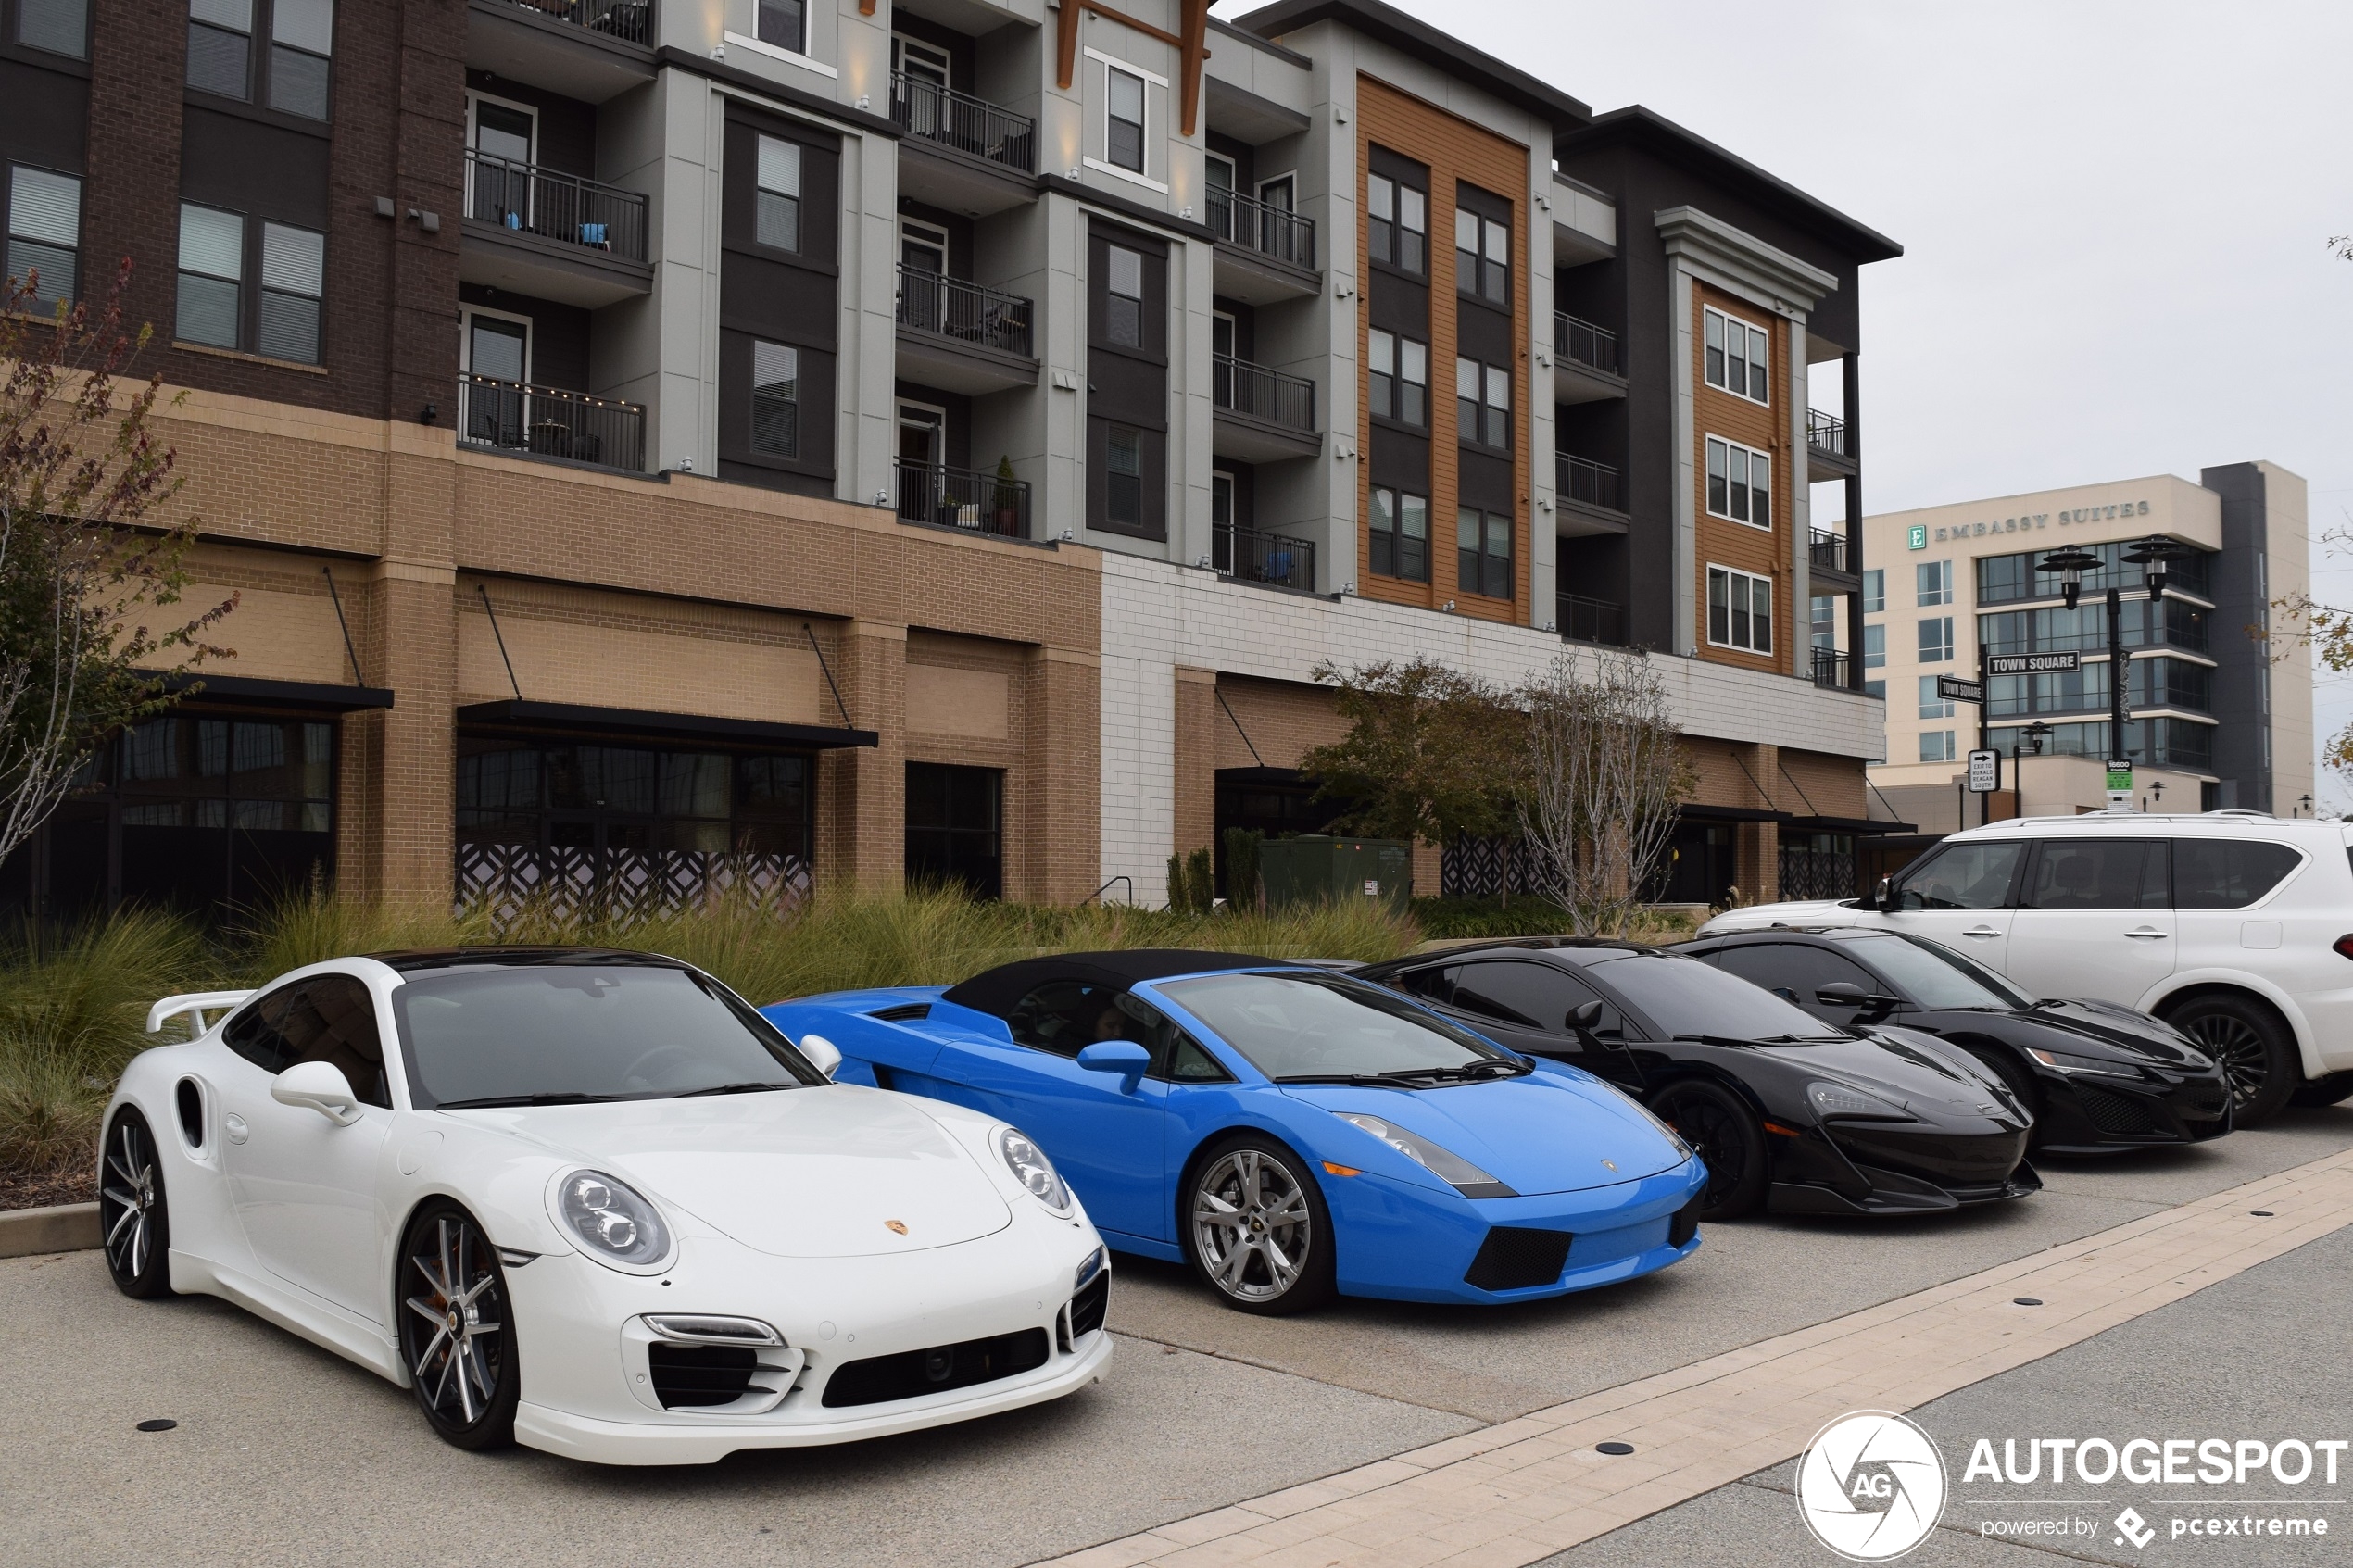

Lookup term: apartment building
[1863,464,2313,834]
[0,0,1899,921]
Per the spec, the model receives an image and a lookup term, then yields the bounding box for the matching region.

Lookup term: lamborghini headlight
[1331,1111,1516,1197]
[997,1126,1075,1215]
[557,1169,673,1270]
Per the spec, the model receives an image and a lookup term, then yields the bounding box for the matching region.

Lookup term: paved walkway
[1038,1148,2353,1568]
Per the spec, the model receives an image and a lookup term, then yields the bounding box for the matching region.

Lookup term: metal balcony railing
[1213,355,1316,434]
[1205,187,1316,270]
[889,72,1036,174]
[1214,522,1316,591]
[1807,408,1850,460]
[1811,646,1854,689]
[892,458,1030,539]
[1557,453,1621,511]
[1558,593,1625,646]
[1809,529,1852,574]
[465,151,648,262]
[1554,312,1620,376]
[457,374,645,471]
[490,0,652,45]
[895,267,1034,358]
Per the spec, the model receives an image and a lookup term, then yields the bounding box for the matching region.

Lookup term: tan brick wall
[1172,667,1218,861]
[1211,675,1349,771]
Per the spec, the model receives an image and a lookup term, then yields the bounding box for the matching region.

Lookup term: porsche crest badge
[884,1220,909,1236]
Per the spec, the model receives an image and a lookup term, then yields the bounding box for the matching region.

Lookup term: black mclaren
[1354,941,2040,1222]
[1675,927,2233,1155]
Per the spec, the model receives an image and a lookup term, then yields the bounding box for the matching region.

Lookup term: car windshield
[393,963,819,1109]
[1152,971,1517,1083]
[1845,934,2033,1010]
[1586,952,1845,1041]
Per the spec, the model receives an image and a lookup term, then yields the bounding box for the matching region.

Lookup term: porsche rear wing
[145,990,254,1038]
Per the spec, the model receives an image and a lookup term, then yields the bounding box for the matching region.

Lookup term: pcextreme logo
[1796,1411,1949,1561]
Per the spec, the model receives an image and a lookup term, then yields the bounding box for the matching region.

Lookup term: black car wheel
[1651,1080,1766,1221]
[1184,1136,1336,1315]
[98,1110,173,1298]
[2164,994,2298,1128]
[397,1201,519,1449]
[2291,1070,2353,1108]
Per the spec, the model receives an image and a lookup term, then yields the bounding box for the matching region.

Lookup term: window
[1703,307,1769,403]
[1105,245,1143,347]
[756,134,801,253]
[1917,558,1952,607]
[1370,486,1428,583]
[1893,839,2023,911]
[187,0,251,98]
[458,742,810,861]
[1456,357,1509,448]
[1448,960,1622,1043]
[1918,615,1954,663]
[1918,674,1953,720]
[2020,839,2168,910]
[906,762,1002,900]
[1862,568,1885,613]
[1863,621,1885,668]
[1453,207,1508,303]
[1919,730,1956,762]
[1105,423,1142,528]
[1811,595,1838,650]
[1106,66,1145,173]
[749,341,798,458]
[7,166,80,310]
[1366,329,1427,426]
[268,0,333,119]
[224,974,388,1106]
[2173,839,2301,909]
[176,203,244,349]
[1706,565,1772,654]
[1457,508,1512,599]
[256,222,323,363]
[758,0,804,51]
[16,0,88,57]
[1367,170,1426,273]
[1705,436,1770,527]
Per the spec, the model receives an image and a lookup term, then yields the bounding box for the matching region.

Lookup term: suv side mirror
[271,1060,362,1125]
[1872,875,1895,912]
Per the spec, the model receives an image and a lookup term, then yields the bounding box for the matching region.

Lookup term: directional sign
[1987,652,2082,676]
[1936,675,1985,705]
[1966,749,2001,793]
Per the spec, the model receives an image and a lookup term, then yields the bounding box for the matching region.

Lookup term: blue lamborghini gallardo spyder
[764,951,1706,1313]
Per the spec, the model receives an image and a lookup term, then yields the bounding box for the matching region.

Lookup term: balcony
[467,0,654,104]
[1212,354,1319,462]
[1806,408,1856,477]
[1810,646,1854,690]
[893,268,1037,395]
[1552,312,1626,405]
[1557,453,1623,515]
[1207,188,1319,304]
[891,72,1038,219]
[460,149,651,307]
[893,458,1030,539]
[1558,593,1625,646]
[456,373,645,472]
[1214,522,1316,593]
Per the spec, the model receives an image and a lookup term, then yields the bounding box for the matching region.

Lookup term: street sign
[1966,748,2000,793]
[1937,675,1985,705]
[1986,652,2082,676]
[2106,758,2134,813]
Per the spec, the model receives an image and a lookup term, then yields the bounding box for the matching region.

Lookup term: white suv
[1695,811,2353,1125]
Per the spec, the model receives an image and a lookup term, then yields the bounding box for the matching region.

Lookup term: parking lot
[8,1106,2350,1568]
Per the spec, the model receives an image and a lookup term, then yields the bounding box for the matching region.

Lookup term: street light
[2124,533,2194,599]
[2022,721,2052,756]
[2036,545,2101,611]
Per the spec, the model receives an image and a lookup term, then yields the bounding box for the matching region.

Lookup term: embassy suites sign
[1919,498,2153,546]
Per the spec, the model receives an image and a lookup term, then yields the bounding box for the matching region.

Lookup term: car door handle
[2123,928,2170,940]
[1961,926,2003,938]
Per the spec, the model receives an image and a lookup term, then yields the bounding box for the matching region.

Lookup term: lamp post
[2022,720,2053,755]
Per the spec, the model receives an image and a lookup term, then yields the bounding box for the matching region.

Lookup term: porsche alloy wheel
[1187,1139,1334,1314]
[99,1110,172,1298]
[2167,995,2297,1128]
[1651,1081,1765,1222]
[398,1203,519,1449]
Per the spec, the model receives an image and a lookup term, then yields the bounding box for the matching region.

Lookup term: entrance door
[897,403,944,522]
[462,313,530,445]
[906,762,1002,899]
[900,220,948,334]
[2000,838,2176,1007]
[468,98,535,227]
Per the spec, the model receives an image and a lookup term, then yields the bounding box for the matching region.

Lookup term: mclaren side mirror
[798,1034,843,1079]
[1567,1000,1604,1032]
[271,1060,363,1126]
[1076,1039,1152,1092]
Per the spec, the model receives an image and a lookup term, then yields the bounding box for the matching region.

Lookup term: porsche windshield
[1844,934,2033,1010]
[1588,953,1847,1042]
[393,963,818,1109]
[1153,971,1522,1083]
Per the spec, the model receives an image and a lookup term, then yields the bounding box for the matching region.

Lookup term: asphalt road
[5,1103,2348,1568]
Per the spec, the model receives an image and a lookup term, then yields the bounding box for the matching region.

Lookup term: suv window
[2020,840,2169,910]
[223,974,390,1108]
[1892,840,2024,910]
[1448,960,1627,1043]
[2174,839,2303,909]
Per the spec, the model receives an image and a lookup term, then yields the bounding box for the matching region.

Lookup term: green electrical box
[1258,835,1413,912]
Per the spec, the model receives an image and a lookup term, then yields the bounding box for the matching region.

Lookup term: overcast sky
[1215,0,2353,810]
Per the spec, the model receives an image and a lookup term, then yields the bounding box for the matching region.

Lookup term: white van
[1695,811,2353,1125]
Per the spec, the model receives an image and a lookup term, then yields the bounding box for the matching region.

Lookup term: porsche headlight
[1806,1081,1916,1122]
[558,1169,672,1269]
[996,1126,1074,1215]
[1331,1111,1516,1198]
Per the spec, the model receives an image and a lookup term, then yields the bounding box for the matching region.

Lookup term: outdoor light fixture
[2036,545,2101,610]
[2123,533,2193,600]
[2023,721,2053,756]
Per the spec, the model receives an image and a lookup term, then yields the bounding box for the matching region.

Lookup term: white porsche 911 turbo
[99,947,1114,1464]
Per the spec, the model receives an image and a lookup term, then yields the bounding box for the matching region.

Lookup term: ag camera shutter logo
[1797,1411,1948,1561]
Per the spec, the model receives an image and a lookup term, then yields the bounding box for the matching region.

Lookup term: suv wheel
[2165,994,2299,1128]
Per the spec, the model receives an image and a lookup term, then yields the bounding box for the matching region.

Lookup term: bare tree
[1,262,233,870]
[1516,649,1692,935]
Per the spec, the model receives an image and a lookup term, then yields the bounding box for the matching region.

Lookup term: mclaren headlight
[556,1169,673,1270]
[996,1126,1075,1215]
[1331,1111,1516,1198]
[1806,1081,1916,1123]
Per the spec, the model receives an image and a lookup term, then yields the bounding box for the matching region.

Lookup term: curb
[0,1202,101,1259]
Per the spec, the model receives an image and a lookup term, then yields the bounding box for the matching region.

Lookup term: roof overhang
[151,672,395,712]
[1655,206,1840,317]
[455,699,877,750]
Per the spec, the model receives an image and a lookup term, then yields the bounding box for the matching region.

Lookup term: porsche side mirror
[271,1060,362,1126]
[798,1034,843,1080]
[1076,1039,1152,1093]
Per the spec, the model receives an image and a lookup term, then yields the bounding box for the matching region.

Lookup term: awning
[152,672,395,712]
[1785,814,1918,835]
[1675,802,1786,824]
[456,698,877,750]
[1215,766,1311,786]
